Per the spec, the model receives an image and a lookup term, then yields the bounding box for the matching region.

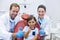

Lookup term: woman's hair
[37,5,46,12]
[26,15,36,22]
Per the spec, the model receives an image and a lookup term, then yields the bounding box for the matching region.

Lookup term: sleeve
[35,28,39,34]
[23,26,29,32]
[44,19,52,40]
[0,21,12,40]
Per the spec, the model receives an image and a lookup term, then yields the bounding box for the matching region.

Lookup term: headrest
[21,13,30,20]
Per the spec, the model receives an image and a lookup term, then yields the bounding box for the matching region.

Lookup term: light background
[0,0,60,22]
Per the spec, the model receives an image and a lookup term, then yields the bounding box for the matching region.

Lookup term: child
[23,15,39,40]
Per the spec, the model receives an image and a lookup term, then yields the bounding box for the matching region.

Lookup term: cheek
[10,12,13,16]
[11,12,18,16]
[28,23,30,26]
[39,13,44,16]
[32,22,36,25]
[10,11,14,16]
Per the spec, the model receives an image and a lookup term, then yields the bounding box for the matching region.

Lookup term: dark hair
[37,5,46,12]
[10,3,20,10]
[26,15,36,22]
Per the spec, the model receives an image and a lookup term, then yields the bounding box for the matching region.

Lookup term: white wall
[0,0,60,22]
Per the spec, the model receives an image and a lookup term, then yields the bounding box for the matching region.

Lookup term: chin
[11,17,15,20]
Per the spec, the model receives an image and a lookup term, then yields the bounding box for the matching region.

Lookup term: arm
[0,21,24,39]
[0,21,12,40]
[44,19,52,40]
[31,34,38,40]
[24,27,31,38]
[12,30,24,38]
[31,28,39,40]
[12,33,16,38]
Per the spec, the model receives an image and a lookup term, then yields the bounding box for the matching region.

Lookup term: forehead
[28,19,35,22]
[11,6,19,10]
[38,8,45,11]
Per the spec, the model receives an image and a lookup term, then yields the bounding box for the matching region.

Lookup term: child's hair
[26,15,36,22]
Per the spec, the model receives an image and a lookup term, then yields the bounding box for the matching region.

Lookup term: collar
[38,18,45,24]
[30,27,35,30]
[9,16,15,22]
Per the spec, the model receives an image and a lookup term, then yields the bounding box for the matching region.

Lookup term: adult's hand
[16,30,24,38]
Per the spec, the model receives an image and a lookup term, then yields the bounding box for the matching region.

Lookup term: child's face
[28,19,36,28]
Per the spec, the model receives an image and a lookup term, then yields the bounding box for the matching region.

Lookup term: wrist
[12,33,16,38]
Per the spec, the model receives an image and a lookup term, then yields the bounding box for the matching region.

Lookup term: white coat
[0,12,20,40]
[38,15,52,40]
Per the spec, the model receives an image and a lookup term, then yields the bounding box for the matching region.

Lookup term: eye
[13,11,15,12]
[42,11,44,13]
[32,21,34,23]
[16,11,18,13]
[13,10,18,13]
[29,22,31,23]
[38,11,41,12]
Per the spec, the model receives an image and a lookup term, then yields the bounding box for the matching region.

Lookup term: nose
[38,12,42,15]
[14,11,18,15]
[31,23,34,26]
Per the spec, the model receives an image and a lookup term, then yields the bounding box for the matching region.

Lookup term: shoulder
[14,15,20,24]
[0,13,9,21]
[0,13,8,18]
[24,26,29,29]
[44,15,50,20]
[44,15,52,24]
[44,15,51,21]
[35,28,39,31]
[34,27,39,34]
[23,26,29,32]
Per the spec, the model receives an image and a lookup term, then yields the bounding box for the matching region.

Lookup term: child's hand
[28,27,31,32]
[31,38,36,40]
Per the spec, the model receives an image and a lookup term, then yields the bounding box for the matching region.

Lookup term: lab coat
[38,15,52,40]
[0,12,20,40]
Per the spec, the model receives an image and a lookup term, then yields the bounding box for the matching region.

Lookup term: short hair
[37,5,46,11]
[10,3,20,10]
[26,15,36,22]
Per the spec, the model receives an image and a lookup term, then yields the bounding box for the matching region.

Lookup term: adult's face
[37,8,46,19]
[10,6,19,20]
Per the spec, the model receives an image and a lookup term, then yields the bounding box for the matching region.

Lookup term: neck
[9,13,15,20]
[29,26,35,30]
[40,17,44,19]
[11,18,14,20]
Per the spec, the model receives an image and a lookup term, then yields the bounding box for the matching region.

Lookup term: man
[37,5,51,40]
[0,3,24,40]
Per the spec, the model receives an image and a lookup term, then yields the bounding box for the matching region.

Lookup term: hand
[40,29,45,36]
[31,38,36,40]
[28,27,31,32]
[16,30,24,38]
